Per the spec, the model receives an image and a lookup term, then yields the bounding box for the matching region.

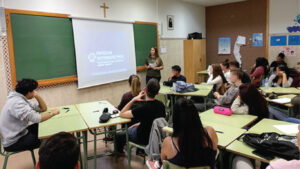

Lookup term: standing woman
[145,47,164,84]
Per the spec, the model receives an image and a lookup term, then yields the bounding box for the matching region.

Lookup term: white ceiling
[182,0,247,6]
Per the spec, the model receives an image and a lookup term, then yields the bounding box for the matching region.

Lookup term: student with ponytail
[118,75,142,110]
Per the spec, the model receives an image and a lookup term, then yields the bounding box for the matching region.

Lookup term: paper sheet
[233,36,245,65]
[270,98,292,104]
[274,124,299,134]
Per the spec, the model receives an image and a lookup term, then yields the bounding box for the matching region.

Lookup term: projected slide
[72,19,136,88]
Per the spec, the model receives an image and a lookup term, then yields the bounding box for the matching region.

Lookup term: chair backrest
[163,161,210,169]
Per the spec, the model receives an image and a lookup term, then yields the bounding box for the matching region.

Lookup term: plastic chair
[127,141,147,169]
[0,136,36,169]
[163,160,210,169]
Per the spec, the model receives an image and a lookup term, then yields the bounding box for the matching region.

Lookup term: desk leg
[113,127,117,162]
[93,129,97,169]
[125,124,131,169]
[82,131,88,169]
[76,132,83,169]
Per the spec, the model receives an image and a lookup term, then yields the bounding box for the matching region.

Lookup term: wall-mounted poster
[270,36,287,46]
[253,33,263,47]
[288,35,300,45]
[218,37,231,54]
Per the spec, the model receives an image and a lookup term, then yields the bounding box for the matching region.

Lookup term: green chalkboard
[10,14,77,81]
[133,23,157,67]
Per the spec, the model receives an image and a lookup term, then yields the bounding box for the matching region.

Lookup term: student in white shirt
[206,64,227,94]
[220,59,231,84]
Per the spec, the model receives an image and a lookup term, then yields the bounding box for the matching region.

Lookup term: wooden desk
[197,70,209,83]
[163,120,246,149]
[226,119,297,163]
[200,109,258,128]
[76,101,131,169]
[260,87,300,95]
[38,105,88,169]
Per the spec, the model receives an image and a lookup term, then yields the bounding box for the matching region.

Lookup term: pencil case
[213,106,232,116]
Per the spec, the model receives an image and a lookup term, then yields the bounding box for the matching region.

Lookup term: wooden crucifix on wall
[100,3,109,18]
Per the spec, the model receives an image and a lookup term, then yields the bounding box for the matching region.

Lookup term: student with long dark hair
[231,84,269,120]
[207,64,227,94]
[145,47,164,84]
[250,57,269,87]
[161,98,218,168]
[220,59,231,83]
[266,65,293,88]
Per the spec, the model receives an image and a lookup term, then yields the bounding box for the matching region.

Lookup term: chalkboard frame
[134,21,159,72]
[5,9,78,87]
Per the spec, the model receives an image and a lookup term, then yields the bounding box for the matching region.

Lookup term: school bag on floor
[241,132,300,160]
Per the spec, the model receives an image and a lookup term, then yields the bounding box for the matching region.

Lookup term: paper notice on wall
[279,46,296,57]
[236,36,246,45]
[160,45,167,54]
[233,36,246,66]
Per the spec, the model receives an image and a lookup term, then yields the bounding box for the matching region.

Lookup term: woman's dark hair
[15,79,38,96]
[255,57,269,76]
[272,65,290,85]
[229,61,240,68]
[149,47,159,58]
[221,59,230,69]
[172,98,213,167]
[211,64,227,83]
[239,84,269,120]
[38,132,80,169]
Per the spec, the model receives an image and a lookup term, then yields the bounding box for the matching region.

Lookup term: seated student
[270,52,287,72]
[269,95,300,123]
[206,64,227,94]
[0,79,59,152]
[117,75,141,110]
[229,61,251,84]
[36,132,80,169]
[291,62,300,87]
[220,59,231,84]
[250,57,269,87]
[167,65,186,83]
[116,79,165,153]
[195,69,243,112]
[161,98,218,169]
[266,65,293,88]
[231,84,269,120]
[266,124,300,169]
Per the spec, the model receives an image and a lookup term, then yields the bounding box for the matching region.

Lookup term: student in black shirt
[229,61,251,84]
[168,65,186,83]
[270,53,287,72]
[116,79,166,153]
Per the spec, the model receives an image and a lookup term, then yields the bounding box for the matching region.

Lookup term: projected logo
[287,14,300,33]
[87,51,125,67]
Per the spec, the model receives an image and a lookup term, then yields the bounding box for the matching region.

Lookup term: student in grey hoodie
[195,69,243,112]
[0,79,60,152]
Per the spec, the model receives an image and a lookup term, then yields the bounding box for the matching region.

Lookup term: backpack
[241,132,300,160]
[173,81,198,93]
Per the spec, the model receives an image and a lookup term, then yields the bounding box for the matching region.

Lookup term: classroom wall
[268,0,300,68]
[0,0,204,108]
[205,0,268,72]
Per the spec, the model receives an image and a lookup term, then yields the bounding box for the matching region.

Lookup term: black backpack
[241,132,299,160]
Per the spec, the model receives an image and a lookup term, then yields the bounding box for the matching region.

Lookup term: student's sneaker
[146,160,160,169]
[136,148,146,157]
